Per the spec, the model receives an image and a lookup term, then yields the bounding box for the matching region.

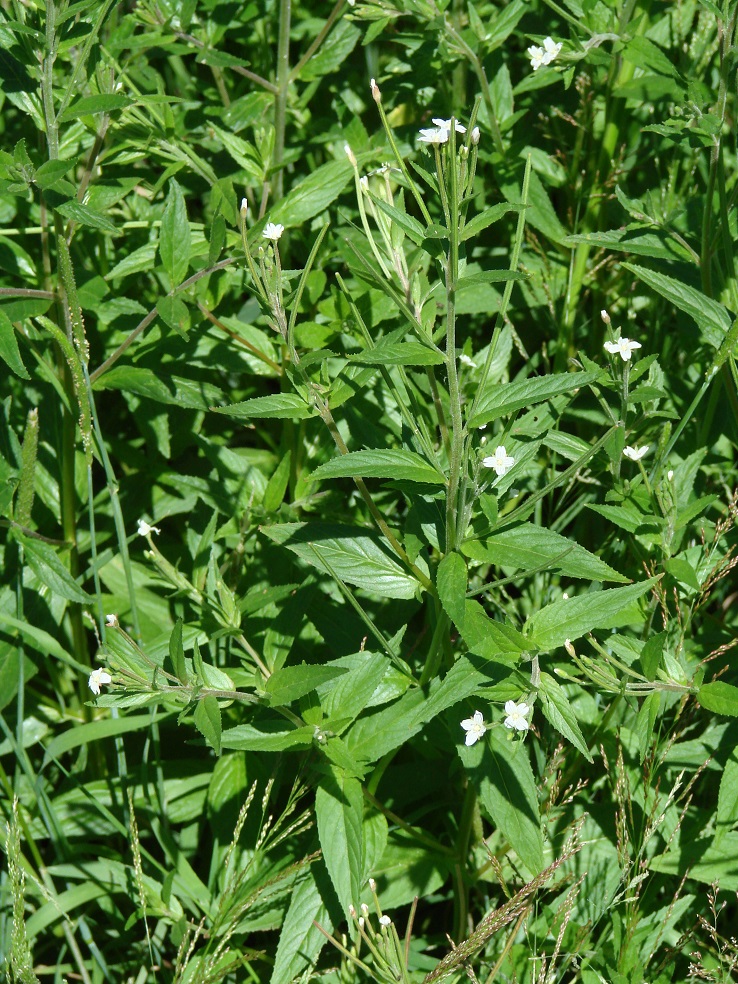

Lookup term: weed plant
[1,0,738,982]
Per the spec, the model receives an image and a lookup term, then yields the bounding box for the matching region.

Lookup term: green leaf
[437,552,467,631]
[716,746,738,846]
[271,866,332,984]
[265,663,348,707]
[461,202,523,242]
[316,766,363,918]
[33,157,76,190]
[0,308,29,378]
[347,340,445,367]
[321,653,389,729]
[300,19,360,81]
[650,831,738,890]
[213,393,316,420]
[368,193,426,245]
[159,178,191,287]
[263,450,292,512]
[58,92,132,121]
[460,728,544,873]
[623,262,731,349]
[94,366,223,409]
[311,449,445,485]
[640,631,666,681]
[261,522,421,600]
[43,711,173,767]
[156,295,191,337]
[169,618,187,683]
[20,535,92,604]
[634,691,661,763]
[461,602,528,660]
[106,242,158,280]
[270,160,353,226]
[469,371,600,428]
[463,523,627,583]
[564,229,694,263]
[697,681,738,717]
[56,200,117,232]
[346,657,485,764]
[525,578,659,650]
[538,672,592,761]
[193,695,222,754]
[220,721,315,751]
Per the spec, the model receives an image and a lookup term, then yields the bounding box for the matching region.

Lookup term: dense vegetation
[2,1,738,982]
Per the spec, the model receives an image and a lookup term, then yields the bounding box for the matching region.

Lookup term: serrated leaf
[220,721,315,751]
[20,535,92,604]
[214,393,316,420]
[464,523,627,582]
[461,203,523,242]
[261,522,420,600]
[347,340,445,366]
[316,767,363,918]
[698,682,738,718]
[311,449,445,485]
[160,178,190,287]
[94,366,223,409]
[270,866,332,984]
[194,695,222,754]
[468,371,600,428]
[270,160,353,226]
[265,663,348,707]
[437,552,467,631]
[460,728,544,873]
[57,200,117,232]
[525,578,658,650]
[538,672,592,761]
[58,92,132,121]
[716,746,738,846]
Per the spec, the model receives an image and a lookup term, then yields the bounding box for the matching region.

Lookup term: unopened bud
[562,592,569,600]
[349,904,356,917]
[370,78,381,103]
[344,143,357,167]
[667,469,674,481]
[368,877,376,890]
[105,613,118,627]
[564,638,576,657]
[471,126,480,145]
[358,916,364,928]
[361,903,369,916]
[600,309,610,325]
[240,198,248,219]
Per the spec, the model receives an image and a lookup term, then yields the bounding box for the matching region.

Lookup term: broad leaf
[469,371,600,428]
[316,766,363,918]
[311,449,445,485]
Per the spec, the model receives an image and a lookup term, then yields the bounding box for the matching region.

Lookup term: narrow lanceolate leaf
[159,178,191,287]
[463,523,628,582]
[271,866,332,984]
[460,729,544,874]
[468,371,601,428]
[525,577,659,650]
[315,766,363,919]
[436,552,468,631]
[538,672,592,761]
[623,262,731,349]
[19,535,92,604]
[16,408,39,527]
[0,309,30,379]
[193,695,222,755]
[213,393,316,420]
[311,449,445,485]
[169,619,187,683]
[347,340,445,366]
[269,159,352,226]
[260,522,420,600]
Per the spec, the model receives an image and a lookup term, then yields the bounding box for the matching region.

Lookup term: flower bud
[105,613,119,628]
[600,309,611,325]
[564,638,576,657]
[471,126,480,145]
[344,143,357,167]
[240,198,248,219]
[370,78,381,103]
[379,915,391,926]
[667,469,674,481]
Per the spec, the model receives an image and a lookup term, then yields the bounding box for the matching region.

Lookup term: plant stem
[444,126,463,553]
[273,0,291,202]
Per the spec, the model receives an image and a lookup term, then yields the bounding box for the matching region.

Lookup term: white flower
[623,445,649,461]
[137,519,160,536]
[432,117,467,135]
[105,613,118,627]
[562,592,569,600]
[379,915,391,926]
[88,668,112,696]
[263,222,284,242]
[418,126,449,145]
[459,353,477,368]
[461,710,486,746]
[604,337,642,361]
[527,37,562,70]
[482,445,515,477]
[504,700,530,732]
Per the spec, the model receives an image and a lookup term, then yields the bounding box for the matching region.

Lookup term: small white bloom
[432,117,466,135]
[471,126,480,145]
[562,592,569,600]
[527,37,562,70]
[240,197,248,218]
[461,710,486,746]
[667,469,674,481]
[604,336,642,361]
[379,915,391,926]
[263,222,284,242]
[137,518,160,536]
[623,445,649,461]
[542,36,563,62]
[418,126,449,145]
[527,45,546,70]
[347,0,355,5]
[482,445,515,477]
[504,700,530,732]
[459,353,477,368]
[105,613,118,627]
[88,667,112,696]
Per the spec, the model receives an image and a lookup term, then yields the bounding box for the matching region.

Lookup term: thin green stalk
[273,0,291,202]
[444,124,463,554]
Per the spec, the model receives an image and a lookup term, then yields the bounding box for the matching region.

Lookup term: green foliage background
[1,0,738,982]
